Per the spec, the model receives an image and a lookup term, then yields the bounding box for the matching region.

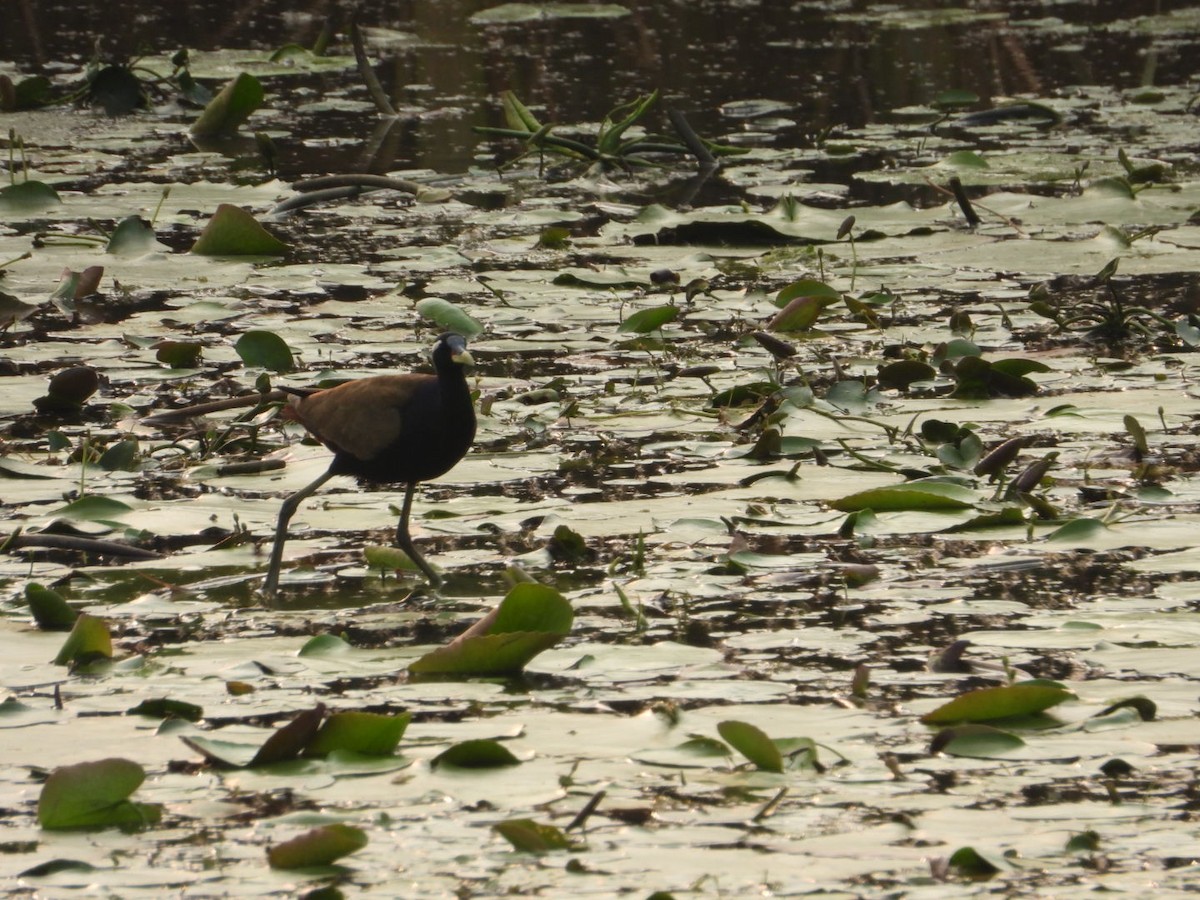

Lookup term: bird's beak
[447,335,474,367]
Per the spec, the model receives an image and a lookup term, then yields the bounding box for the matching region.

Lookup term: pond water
[3,1,1200,897]
[7,0,1198,178]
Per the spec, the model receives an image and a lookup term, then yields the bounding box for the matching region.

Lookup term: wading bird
[262,332,476,597]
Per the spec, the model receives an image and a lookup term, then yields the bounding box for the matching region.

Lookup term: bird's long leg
[395,482,441,586]
[262,469,336,600]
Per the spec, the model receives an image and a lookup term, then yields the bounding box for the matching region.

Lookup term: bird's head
[434,332,474,371]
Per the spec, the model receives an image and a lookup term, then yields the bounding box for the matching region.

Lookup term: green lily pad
[25,583,78,631]
[38,758,161,831]
[267,824,368,869]
[235,330,295,372]
[618,305,679,333]
[492,818,580,853]
[189,72,265,137]
[921,682,1074,725]
[303,711,411,758]
[106,216,161,255]
[431,738,521,769]
[830,481,976,512]
[930,724,1026,758]
[415,298,485,338]
[0,180,61,213]
[53,614,113,667]
[191,204,288,256]
[717,719,783,772]
[127,698,204,722]
[53,495,134,521]
[409,583,573,676]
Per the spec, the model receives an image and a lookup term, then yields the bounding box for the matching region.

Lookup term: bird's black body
[326,377,474,485]
[262,333,476,598]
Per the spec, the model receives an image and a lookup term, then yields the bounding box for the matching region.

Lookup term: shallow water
[6,0,1197,177]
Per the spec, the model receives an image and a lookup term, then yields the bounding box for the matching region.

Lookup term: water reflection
[3,0,1194,175]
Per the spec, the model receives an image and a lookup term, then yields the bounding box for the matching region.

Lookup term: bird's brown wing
[290,374,429,461]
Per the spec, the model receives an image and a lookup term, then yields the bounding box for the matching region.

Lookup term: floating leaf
[1065,831,1102,853]
[53,495,134,521]
[98,439,139,472]
[930,724,1026,758]
[415,298,484,338]
[179,736,259,769]
[1047,517,1108,542]
[490,583,576,634]
[38,758,161,831]
[189,72,264,137]
[431,739,521,769]
[267,824,368,869]
[632,735,734,768]
[948,845,1003,878]
[0,292,39,329]
[769,293,836,332]
[921,682,1074,725]
[0,180,61,213]
[619,305,679,334]
[234,330,294,372]
[877,359,936,390]
[106,216,160,255]
[942,150,989,168]
[492,818,578,853]
[250,706,327,765]
[298,634,352,657]
[830,481,975,512]
[154,340,204,369]
[409,631,565,678]
[717,720,783,773]
[191,204,288,256]
[25,583,78,631]
[52,613,113,667]
[363,544,422,573]
[934,89,980,108]
[409,583,573,676]
[304,711,411,758]
[127,698,203,722]
[775,278,841,307]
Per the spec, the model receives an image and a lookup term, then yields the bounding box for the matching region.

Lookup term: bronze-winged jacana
[262,332,476,597]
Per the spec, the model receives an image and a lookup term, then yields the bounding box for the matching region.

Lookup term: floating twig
[4,533,163,560]
[142,390,286,425]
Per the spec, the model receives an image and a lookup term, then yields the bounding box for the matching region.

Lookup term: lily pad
[830,481,976,512]
[431,738,521,769]
[189,72,265,136]
[234,329,294,372]
[717,719,784,772]
[492,818,580,853]
[37,758,161,831]
[409,583,573,676]
[415,298,485,338]
[52,614,112,667]
[267,824,368,869]
[921,682,1075,725]
[191,204,288,256]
